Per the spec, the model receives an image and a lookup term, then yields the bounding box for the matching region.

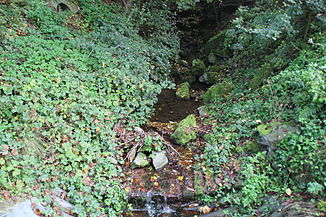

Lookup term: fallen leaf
[150,176,157,182]
[198,206,212,214]
[11,149,18,156]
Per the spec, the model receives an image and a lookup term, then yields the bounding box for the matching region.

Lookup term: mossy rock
[176,82,190,100]
[245,142,263,153]
[202,80,233,103]
[207,65,224,72]
[318,201,326,212]
[205,31,226,53]
[257,122,282,136]
[205,30,230,57]
[192,59,206,77]
[249,63,272,90]
[206,70,223,84]
[171,114,197,145]
[208,53,217,64]
[132,152,149,168]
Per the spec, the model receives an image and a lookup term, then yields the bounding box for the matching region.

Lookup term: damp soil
[150,89,202,123]
[150,81,209,123]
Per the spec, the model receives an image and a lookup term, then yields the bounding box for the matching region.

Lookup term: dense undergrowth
[0,0,325,216]
[0,0,178,216]
[199,0,325,215]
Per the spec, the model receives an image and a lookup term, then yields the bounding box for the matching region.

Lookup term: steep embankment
[178,1,326,216]
[0,0,179,216]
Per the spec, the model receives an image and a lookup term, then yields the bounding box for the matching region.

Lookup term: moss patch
[202,80,233,103]
[245,142,263,153]
[192,59,206,77]
[257,121,282,136]
[171,114,197,145]
[176,82,190,100]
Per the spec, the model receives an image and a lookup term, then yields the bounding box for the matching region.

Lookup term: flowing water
[127,190,201,216]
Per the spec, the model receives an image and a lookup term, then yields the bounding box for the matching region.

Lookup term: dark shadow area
[57,3,70,11]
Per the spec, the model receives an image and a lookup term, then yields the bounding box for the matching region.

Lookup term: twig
[164,141,181,156]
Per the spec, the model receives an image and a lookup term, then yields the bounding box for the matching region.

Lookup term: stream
[123,81,213,217]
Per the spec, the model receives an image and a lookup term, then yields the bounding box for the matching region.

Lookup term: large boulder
[171,114,197,145]
[257,122,297,154]
[199,65,224,84]
[202,80,233,103]
[176,82,190,100]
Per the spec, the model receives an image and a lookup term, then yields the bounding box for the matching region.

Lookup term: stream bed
[123,84,215,217]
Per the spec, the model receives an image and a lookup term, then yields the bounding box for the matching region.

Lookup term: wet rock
[192,59,206,77]
[133,152,149,168]
[198,209,231,217]
[197,106,208,117]
[0,199,41,217]
[257,122,297,154]
[134,126,145,134]
[202,80,233,103]
[152,151,168,170]
[270,201,323,217]
[182,187,195,198]
[176,82,190,100]
[257,197,282,214]
[171,114,197,145]
[199,73,208,83]
[0,196,73,217]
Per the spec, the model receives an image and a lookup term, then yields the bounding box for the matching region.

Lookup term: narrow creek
[123,81,212,217]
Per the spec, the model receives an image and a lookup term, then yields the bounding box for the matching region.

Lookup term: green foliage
[318,201,326,212]
[140,135,164,154]
[249,63,272,90]
[0,0,179,215]
[272,118,325,189]
[307,182,325,195]
[223,152,281,214]
[206,0,326,81]
[202,6,326,212]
